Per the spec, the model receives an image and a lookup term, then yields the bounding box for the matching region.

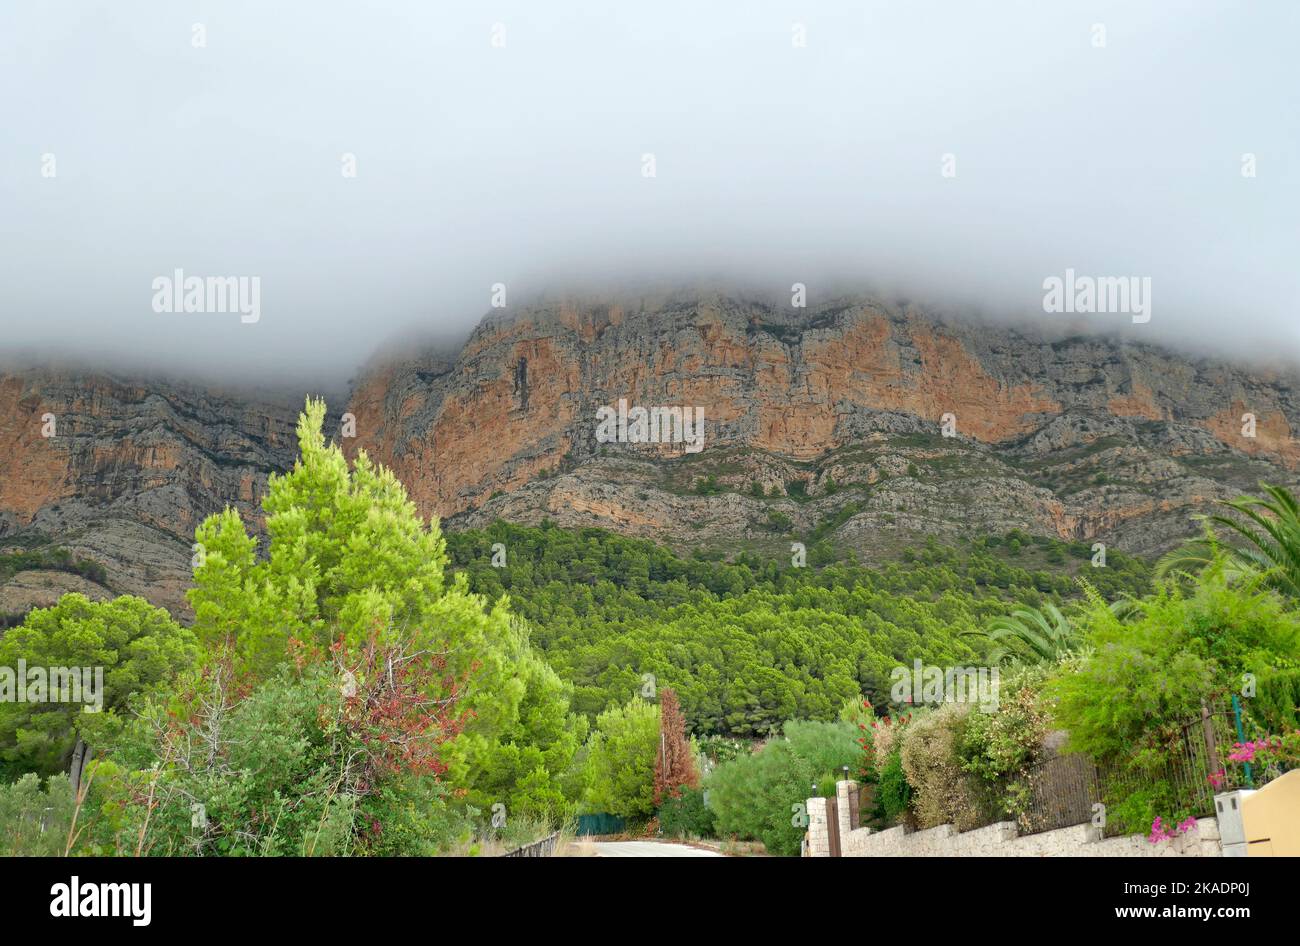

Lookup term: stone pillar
[836,779,860,839]
[806,797,832,857]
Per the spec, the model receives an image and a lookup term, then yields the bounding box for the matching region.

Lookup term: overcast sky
[1,1,1296,386]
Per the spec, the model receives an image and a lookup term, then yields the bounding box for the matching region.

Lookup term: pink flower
[1147,817,1174,844]
[1227,741,1260,763]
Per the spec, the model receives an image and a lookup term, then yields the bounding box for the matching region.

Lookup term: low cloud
[1,0,1296,385]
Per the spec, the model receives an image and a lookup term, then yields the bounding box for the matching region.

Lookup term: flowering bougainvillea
[1147,815,1199,845]
[1208,730,1300,788]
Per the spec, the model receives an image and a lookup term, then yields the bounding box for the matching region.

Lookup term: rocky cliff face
[344,294,1300,561]
[4,293,1300,618]
[0,369,301,614]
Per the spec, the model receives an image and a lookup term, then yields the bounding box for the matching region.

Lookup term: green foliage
[765,509,793,533]
[808,502,860,545]
[807,540,836,566]
[1253,668,1300,733]
[581,698,660,820]
[875,747,911,824]
[837,695,873,729]
[859,709,911,814]
[0,594,196,779]
[1106,785,1185,838]
[693,475,724,496]
[696,735,749,766]
[965,602,1077,665]
[0,548,108,588]
[1161,484,1300,597]
[455,619,588,823]
[1052,567,1300,764]
[188,397,476,672]
[706,720,857,856]
[783,720,862,780]
[86,664,469,856]
[1050,563,1300,830]
[445,522,1151,738]
[658,786,716,838]
[0,772,77,855]
[361,773,472,856]
[186,398,579,830]
[958,665,1053,825]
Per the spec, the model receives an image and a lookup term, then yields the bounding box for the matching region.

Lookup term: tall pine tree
[653,687,699,805]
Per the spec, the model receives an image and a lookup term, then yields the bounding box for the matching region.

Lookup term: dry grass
[556,836,600,857]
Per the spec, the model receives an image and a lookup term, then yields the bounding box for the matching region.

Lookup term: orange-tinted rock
[1205,401,1299,469]
[0,377,74,522]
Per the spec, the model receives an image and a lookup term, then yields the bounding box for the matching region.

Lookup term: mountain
[4,292,1299,618]
[345,293,1300,558]
[0,368,302,615]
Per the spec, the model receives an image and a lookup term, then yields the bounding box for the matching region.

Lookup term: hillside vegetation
[445,523,1151,736]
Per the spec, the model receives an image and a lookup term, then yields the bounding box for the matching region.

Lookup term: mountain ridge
[3,292,1299,617]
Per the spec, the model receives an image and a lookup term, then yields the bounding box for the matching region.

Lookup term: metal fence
[1020,698,1266,837]
[1021,751,1101,835]
[1096,702,1238,835]
[502,831,560,857]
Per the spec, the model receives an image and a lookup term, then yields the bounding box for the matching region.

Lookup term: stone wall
[815,780,1223,857]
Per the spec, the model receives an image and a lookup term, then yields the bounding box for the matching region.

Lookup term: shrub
[861,711,910,775]
[696,735,749,766]
[706,720,857,856]
[581,699,660,820]
[899,703,988,830]
[875,747,911,824]
[694,475,723,496]
[1052,569,1300,763]
[86,634,473,857]
[0,773,77,856]
[766,510,793,533]
[1052,566,1300,832]
[958,665,1053,826]
[781,720,861,785]
[837,695,872,729]
[1253,668,1300,733]
[658,786,716,838]
[856,711,916,825]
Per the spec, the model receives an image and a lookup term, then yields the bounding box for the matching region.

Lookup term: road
[592,840,724,857]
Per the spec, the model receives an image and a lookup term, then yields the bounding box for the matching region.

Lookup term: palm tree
[964,603,1077,665]
[1157,484,1300,597]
